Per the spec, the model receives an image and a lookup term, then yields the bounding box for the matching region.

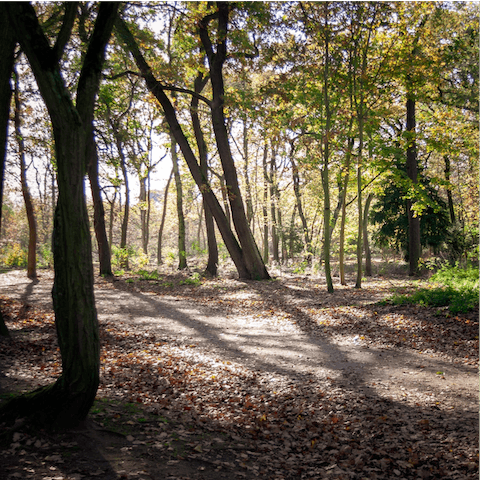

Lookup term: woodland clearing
[0,267,478,480]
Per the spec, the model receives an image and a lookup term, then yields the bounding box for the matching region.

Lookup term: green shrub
[112,245,148,270]
[387,263,479,314]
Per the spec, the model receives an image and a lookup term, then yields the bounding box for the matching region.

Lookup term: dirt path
[0,268,478,479]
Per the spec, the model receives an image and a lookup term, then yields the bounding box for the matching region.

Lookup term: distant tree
[370,164,450,261]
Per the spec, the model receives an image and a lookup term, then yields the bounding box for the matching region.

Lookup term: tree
[115,10,269,280]
[13,64,38,280]
[0,5,16,338]
[0,2,119,429]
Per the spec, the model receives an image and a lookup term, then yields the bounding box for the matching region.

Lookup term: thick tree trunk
[14,69,37,280]
[0,4,15,245]
[406,95,421,275]
[171,132,187,270]
[0,2,119,430]
[157,169,173,265]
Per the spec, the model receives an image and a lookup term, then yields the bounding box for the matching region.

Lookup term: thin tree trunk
[87,135,112,276]
[191,72,218,276]
[406,95,421,275]
[157,169,173,265]
[339,138,353,285]
[444,155,456,224]
[363,193,373,277]
[322,4,333,293]
[262,144,269,263]
[291,155,312,263]
[14,67,37,280]
[269,145,280,263]
[355,114,364,289]
[171,132,187,270]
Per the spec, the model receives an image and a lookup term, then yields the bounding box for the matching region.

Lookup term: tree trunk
[115,18,258,280]
[339,138,353,286]
[0,4,15,245]
[191,73,218,276]
[269,145,280,263]
[118,136,130,253]
[291,155,312,264]
[355,114,364,289]
[406,95,421,275]
[0,2,118,430]
[363,193,373,277]
[322,5,333,293]
[14,67,37,280]
[198,4,270,280]
[171,132,187,270]
[444,155,456,224]
[87,134,112,276]
[262,144,269,263]
[157,169,173,265]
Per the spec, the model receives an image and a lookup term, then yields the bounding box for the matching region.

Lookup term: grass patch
[384,263,479,314]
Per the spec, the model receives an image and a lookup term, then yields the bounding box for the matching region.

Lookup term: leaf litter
[0,268,478,479]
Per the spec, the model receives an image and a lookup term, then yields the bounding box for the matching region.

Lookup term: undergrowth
[385,263,479,314]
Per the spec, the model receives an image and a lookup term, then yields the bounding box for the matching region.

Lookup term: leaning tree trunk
[115,18,255,280]
[0,2,118,430]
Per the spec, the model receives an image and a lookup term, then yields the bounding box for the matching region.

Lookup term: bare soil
[0,267,478,480]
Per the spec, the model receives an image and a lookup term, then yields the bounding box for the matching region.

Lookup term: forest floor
[0,265,478,480]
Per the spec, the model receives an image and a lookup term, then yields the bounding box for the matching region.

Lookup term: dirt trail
[1,269,477,411]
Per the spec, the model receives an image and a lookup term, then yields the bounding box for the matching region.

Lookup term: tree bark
[0,4,15,246]
[1,2,119,430]
[262,144,269,263]
[14,68,38,280]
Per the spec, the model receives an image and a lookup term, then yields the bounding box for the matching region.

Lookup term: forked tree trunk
[199,4,269,280]
[0,2,118,430]
[116,18,259,280]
